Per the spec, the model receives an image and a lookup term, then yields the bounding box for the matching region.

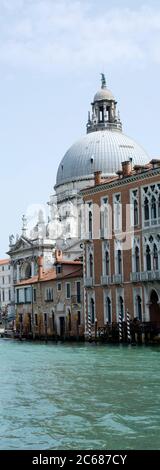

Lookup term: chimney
[116,170,123,179]
[55,249,63,262]
[149,159,160,169]
[38,255,43,280]
[121,160,132,177]
[94,171,102,185]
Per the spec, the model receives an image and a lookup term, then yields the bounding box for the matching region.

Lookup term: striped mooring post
[119,312,122,342]
[88,311,92,341]
[126,309,131,343]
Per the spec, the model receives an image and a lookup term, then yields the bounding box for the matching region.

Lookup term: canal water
[0,339,160,450]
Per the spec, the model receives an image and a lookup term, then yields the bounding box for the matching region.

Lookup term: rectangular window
[25,287,32,303]
[33,288,36,302]
[35,313,38,327]
[56,265,62,274]
[2,277,5,285]
[2,290,5,302]
[66,283,71,299]
[18,288,25,303]
[57,282,62,291]
[76,281,81,303]
[9,289,11,301]
[2,266,4,271]
[45,288,53,302]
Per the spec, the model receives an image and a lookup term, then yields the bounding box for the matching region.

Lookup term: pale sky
[0,0,160,257]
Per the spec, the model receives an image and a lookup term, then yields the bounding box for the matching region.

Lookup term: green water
[0,339,160,450]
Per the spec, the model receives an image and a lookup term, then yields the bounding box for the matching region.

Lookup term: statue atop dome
[101,73,106,89]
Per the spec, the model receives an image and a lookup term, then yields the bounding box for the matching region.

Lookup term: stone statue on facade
[9,234,14,246]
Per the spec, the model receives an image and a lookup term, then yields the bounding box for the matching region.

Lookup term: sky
[0,0,160,257]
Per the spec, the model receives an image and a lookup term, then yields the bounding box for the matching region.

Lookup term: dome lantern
[87,74,122,134]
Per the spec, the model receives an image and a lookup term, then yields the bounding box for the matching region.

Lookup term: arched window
[136,296,142,321]
[99,105,104,123]
[135,246,140,272]
[117,249,122,274]
[119,296,124,319]
[90,298,95,324]
[105,250,110,275]
[134,199,138,226]
[150,289,158,304]
[151,195,157,220]
[153,244,158,270]
[89,253,93,278]
[144,197,149,221]
[104,204,108,231]
[106,297,111,323]
[52,312,55,330]
[25,264,31,279]
[146,245,151,271]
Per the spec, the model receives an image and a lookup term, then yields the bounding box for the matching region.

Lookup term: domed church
[49,74,148,257]
[8,75,149,297]
[55,74,148,196]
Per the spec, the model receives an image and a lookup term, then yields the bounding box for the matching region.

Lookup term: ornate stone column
[17,264,20,282]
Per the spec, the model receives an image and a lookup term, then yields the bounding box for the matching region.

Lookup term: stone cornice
[81,167,160,197]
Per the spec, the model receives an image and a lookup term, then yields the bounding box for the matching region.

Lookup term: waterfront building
[82,159,160,338]
[7,213,56,319]
[15,250,83,339]
[0,259,11,321]
[7,75,153,333]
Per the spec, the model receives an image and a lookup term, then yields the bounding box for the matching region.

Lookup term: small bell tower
[87,74,122,133]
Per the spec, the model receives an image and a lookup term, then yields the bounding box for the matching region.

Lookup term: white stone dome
[94,88,114,102]
[55,130,149,187]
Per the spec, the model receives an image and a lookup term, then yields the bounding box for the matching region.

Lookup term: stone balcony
[112,274,123,284]
[141,270,160,281]
[130,272,141,282]
[84,277,93,287]
[101,275,112,285]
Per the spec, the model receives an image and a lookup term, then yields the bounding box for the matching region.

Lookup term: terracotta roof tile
[0,258,10,266]
[15,267,82,286]
[55,260,82,265]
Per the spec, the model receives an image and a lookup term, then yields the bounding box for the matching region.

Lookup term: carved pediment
[8,236,33,254]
